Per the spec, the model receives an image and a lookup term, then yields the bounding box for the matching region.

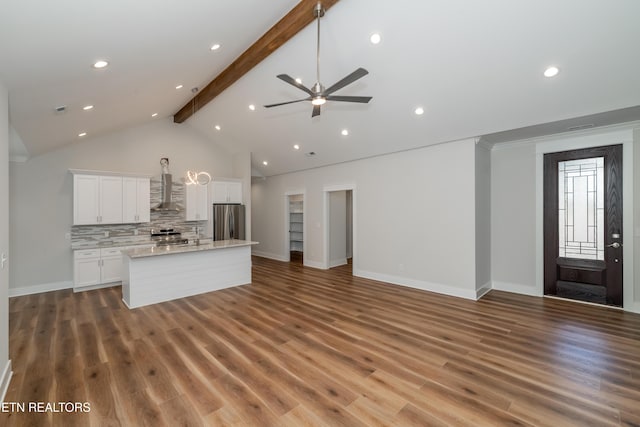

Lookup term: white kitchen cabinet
[100,247,124,284]
[185,183,209,221]
[123,177,151,223]
[73,174,123,225]
[212,179,242,204]
[74,245,156,291]
[73,249,101,288]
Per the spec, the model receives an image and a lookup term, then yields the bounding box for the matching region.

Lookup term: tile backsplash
[71,179,207,249]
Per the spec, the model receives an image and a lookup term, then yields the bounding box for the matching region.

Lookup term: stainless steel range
[150,228,188,246]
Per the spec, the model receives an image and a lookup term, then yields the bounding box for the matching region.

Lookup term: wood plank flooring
[2,256,640,426]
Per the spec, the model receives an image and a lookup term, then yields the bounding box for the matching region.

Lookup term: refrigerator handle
[229,208,235,239]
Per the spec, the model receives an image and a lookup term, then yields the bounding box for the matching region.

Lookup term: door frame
[284,190,306,262]
[323,184,357,271]
[543,145,622,305]
[534,129,635,310]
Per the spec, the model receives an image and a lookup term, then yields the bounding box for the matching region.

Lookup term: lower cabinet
[73,245,152,291]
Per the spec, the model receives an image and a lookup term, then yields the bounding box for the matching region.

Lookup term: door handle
[606,242,621,248]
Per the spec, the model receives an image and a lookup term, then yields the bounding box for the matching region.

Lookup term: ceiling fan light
[311,96,326,106]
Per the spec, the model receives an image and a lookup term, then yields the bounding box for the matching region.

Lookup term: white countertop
[122,239,258,259]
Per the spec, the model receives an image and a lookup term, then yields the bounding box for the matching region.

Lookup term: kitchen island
[121,239,258,308]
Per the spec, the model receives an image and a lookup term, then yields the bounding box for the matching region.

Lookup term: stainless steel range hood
[151,158,181,212]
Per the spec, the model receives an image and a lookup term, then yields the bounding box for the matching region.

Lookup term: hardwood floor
[3,256,640,426]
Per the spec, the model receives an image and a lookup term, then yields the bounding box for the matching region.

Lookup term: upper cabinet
[71,170,151,225]
[212,179,242,204]
[185,182,209,221]
[123,177,151,223]
[73,174,123,225]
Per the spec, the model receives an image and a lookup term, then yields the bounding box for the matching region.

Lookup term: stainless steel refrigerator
[212,204,245,241]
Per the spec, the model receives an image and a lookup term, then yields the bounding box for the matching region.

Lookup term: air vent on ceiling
[55,105,66,114]
[567,123,595,131]
[305,151,316,157]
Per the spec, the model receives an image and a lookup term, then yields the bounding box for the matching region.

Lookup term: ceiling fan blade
[277,74,315,96]
[326,95,372,103]
[264,98,310,108]
[324,68,369,96]
[312,104,321,117]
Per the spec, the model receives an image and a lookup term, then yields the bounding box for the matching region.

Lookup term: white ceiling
[2,0,640,176]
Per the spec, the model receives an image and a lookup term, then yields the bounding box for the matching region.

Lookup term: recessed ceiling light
[176,84,183,89]
[370,33,381,44]
[83,105,94,111]
[92,60,109,69]
[295,78,303,84]
[214,125,221,131]
[78,132,87,137]
[151,113,158,117]
[544,66,560,78]
[210,43,221,51]
[262,161,268,166]
[293,144,300,150]
[341,129,349,136]
[249,104,256,111]
[414,107,425,115]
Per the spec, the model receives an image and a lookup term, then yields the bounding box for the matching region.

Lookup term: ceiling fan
[264,2,372,117]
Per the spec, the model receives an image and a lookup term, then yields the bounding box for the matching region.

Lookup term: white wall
[491,143,538,294]
[635,129,640,306]
[0,81,11,399]
[252,138,479,299]
[475,143,491,297]
[491,127,638,312]
[9,118,233,292]
[328,190,347,267]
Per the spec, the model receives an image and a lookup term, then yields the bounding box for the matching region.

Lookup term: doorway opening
[543,145,623,306]
[325,188,354,273]
[286,194,304,264]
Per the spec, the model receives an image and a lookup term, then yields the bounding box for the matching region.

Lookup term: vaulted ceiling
[2,0,640,176]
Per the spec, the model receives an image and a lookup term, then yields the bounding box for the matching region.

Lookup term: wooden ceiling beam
[173,0,340,123]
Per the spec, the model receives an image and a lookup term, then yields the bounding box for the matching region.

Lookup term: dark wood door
[544,145,623,306]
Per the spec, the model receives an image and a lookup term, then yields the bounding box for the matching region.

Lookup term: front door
[543,145,623,306]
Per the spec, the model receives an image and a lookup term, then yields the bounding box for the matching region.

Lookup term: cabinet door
[122,177,138,223]
[101,255,122,284]
[226,181,243,204]
[100,176,123,224]
[196,184,209,220]
[73,175,100,225]
[212,181,229,203]
[185,184,198,220]
[136,178,151,223]
[186,184,210,221]
[74,257,101,287]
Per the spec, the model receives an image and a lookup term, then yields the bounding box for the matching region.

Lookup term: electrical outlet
[64,232,71,240]
[104,231,109,237]
[134,229,139,236]
[399,263,405,272]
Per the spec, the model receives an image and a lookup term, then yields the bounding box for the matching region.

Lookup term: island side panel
[123,245,252,308]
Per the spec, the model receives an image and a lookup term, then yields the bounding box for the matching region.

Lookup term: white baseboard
[0,360,12,403]
[328,258,347,268]
[251,250,289,262]
[74,282,121,293]
[476,281,492,300]
[303,259,326,269]
[9,280,73,297]
[625,302,640,314]
[492,280,542,297]
[354,269,477,300]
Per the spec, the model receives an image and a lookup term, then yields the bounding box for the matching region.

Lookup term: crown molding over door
[173,0,340,123]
